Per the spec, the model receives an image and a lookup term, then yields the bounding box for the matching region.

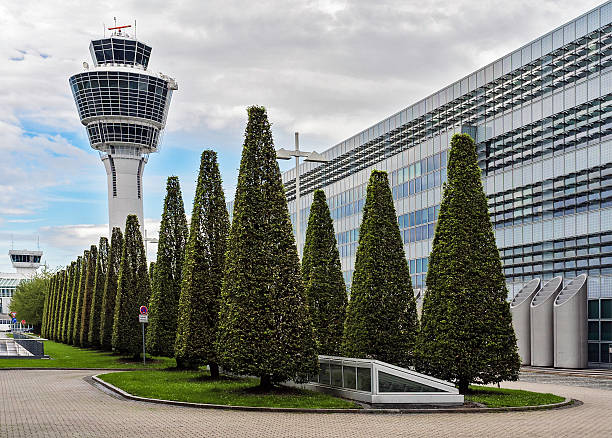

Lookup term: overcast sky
[0,0,605,271]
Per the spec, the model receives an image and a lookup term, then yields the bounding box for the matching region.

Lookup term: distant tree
[147,176,188,358]
[342,170,418,367]
[175,152,229,374]
[60,262,76,343]
[100,228,123,350]
[88,237,109,347]
[48,271,61,340]
[301,189,347,355]
[79,245,98,347]
[112,215,151,358]
[66,256,82,345]
[12,271,51,334]
[416,133,520,394]
[72,250,90,346]
[217,106,317,389]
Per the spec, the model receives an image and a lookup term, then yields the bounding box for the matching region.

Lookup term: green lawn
[98,370,360,409]
[465,385,565,408]
[0,340,175,369]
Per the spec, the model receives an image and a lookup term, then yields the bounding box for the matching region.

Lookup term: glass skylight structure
[299,356,463,405]
[282,2,612,367]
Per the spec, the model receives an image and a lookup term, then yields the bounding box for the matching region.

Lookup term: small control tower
[69,22,178,235]
[8,250,43,277]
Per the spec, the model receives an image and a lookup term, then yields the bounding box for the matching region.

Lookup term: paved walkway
[1,370,611,437]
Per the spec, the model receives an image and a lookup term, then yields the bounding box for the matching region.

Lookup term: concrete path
[1,369,611,437]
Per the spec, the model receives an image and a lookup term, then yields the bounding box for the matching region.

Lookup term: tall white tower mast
[69,23,178,235]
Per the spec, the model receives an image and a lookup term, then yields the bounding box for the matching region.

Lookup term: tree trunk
[458,378,470,394]
[209,363,220,379]
[259,374,273,391]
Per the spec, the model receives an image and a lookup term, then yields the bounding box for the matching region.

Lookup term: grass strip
[0,340,175,369]
[98,370,360,409]
[465,385,565,408]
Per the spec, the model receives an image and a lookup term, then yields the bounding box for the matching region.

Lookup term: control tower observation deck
[69,24,178,235]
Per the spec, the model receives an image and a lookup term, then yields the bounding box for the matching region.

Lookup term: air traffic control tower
[69,24,178,235]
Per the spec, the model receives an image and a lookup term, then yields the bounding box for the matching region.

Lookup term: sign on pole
[139,305,148,365]
[11,318,17,324]
[21,320,26,325]
[10,312,16,318]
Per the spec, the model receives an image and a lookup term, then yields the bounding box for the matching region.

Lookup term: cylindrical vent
[554,274,588,369]
[510,278,541,365]
[530,276,563,367]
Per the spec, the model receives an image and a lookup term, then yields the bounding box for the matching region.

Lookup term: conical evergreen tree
[112,215,151,357]
[175,152,229,373]
[66,256,83,345]
[60,262,76,343]
[342,170,418,366]
[149,262,155,284]
[88,237,109,347]
[416,133,520,394]
[100,228,123,350]
[49,272,61,340]
[42,274,56,338]
[72,249,90,346]
[79,245,97,347]
[301,189,347,355]
[217,106,317,388]
[52,271,66,341]
[147,176,188,357]
[41,275,52,338]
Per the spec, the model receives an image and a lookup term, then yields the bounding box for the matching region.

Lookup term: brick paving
[1,370,611,437]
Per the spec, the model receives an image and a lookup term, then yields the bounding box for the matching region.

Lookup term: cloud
[0,0,605,270]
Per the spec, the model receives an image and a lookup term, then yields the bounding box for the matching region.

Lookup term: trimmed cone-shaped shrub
[66,256,83,345]
[342,170,418,367]
[46,274,58,339]
[147,176,188,357]
[60,262,76,343]
[41,275,52,338]
[42,274,56,339]
[88,237,109,347]
[416,133,520,394]
[112,215,151,357]
[175,152,229,373]
[72,249,91,346]
[301,189,347,355]
[79,245,97,347]
[100,227,123,350]
[52,271,67,341]
[217,106,317,388]
[149,262,155,284]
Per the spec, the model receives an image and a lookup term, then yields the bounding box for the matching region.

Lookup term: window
[378,371,444,393]
[356,367,371,392]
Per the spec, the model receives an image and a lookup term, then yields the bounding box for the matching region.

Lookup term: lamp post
[276,132,329,258]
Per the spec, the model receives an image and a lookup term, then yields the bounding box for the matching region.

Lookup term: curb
[91,374,577,414]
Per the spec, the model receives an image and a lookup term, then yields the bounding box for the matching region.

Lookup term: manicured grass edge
[92,374,577,414]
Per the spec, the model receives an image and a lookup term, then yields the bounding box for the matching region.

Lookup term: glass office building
[282,2,612,368]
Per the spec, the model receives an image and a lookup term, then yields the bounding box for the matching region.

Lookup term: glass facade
[70,36,176,155]
[282,2,612,367]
